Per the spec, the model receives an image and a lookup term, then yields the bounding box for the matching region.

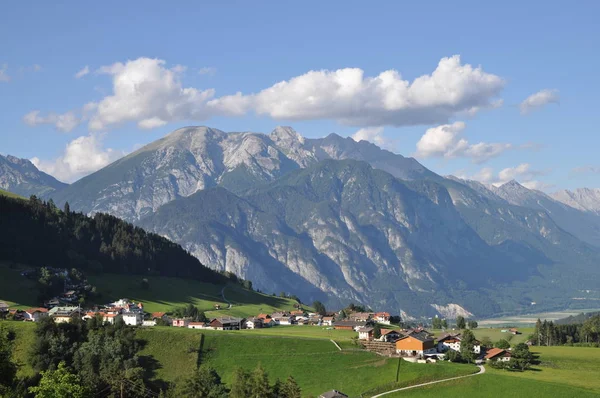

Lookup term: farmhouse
[151,312,168,322]
[437,333,481,354]
[172,319,190,328]
[275,316,293,325]
[122,312,143,326]
[245,317,263,329]
[374,312,391,324]
[348,312,372,322]
[210,317,244,330]
[358,327,374,341]
[188,322,207,329]
[48,306,81,323]
[102,313,121,325]
[334,321,366,331]
[485,348,512,362]
[322,316,334,326]
[380,329,402,342]
[395,332,437,356]
[23,308,48,322]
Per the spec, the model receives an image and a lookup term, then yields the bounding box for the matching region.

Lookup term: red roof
[25,307,48,314]
[152,312,166,318]
[375,312,391,318]
[484,348,510,360]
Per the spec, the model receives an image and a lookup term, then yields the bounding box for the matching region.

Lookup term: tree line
[533,315,600,346]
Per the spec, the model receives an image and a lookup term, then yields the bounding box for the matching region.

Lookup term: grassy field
[429,327,533,346]
[387,372,599,397]
[89,273,305,317]
[1,321,37,378]
[138,327,477,397]
[0,264,40,309]
[385,345,600,397]
[0,188,25,199]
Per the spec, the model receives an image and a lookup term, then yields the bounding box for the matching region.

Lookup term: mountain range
[0,154,66,197]
[3,126,600,318]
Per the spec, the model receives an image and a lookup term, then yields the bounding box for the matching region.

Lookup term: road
[370,365,485,398]
[220,286,232,309]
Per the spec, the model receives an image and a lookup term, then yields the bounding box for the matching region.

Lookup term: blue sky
[1,1,599,190]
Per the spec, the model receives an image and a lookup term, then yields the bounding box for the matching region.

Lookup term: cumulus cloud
[23,110,81,132]
[75,65,90,79]
[352,127,387,146]
[25,55,505,132]
[31,134,124,183]
[520,89,560,114]
[198,66,216,75]
[458,163,551,191]
[0,64,9,82]
[415,121,512,163]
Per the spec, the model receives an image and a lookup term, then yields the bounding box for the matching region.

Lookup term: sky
[1,1,599,191]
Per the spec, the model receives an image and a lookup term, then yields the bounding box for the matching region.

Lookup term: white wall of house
[122,313,142,326]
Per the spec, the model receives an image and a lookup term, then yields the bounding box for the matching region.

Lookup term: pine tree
[229,367,250,398]
[280,376,302,398]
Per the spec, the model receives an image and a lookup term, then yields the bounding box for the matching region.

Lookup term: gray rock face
[0,154,67,197]
[50,126,430,221]
[552,188,600,215]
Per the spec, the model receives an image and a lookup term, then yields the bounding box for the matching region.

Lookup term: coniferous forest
[0,195,225,284]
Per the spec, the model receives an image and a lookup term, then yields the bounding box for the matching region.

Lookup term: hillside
[0,188,24,199]
[0,154,67,198]
[139,159,600,317]
[0,194,223,283]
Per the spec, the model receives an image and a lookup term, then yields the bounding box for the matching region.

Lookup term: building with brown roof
[484,348,512,362]
[395,332,437,356]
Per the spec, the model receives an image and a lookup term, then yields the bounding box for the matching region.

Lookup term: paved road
[370,365,485,398]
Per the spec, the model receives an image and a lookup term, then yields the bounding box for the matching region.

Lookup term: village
[1,295,520,365]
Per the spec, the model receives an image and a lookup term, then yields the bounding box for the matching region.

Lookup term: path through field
[220,286,232,309]
[370,365,485,397]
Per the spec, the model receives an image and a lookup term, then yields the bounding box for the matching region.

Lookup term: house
[102,313,121,325]
[210,317,244,330]
[437,334,481,354]
[142,320,156,327]
[291,310,305,317]
[322,316,334,326]
[8,309,24,321]
[45,297,60,307]
[334,321,366,331]
[374,312,391,324]
[509,328,521,335]
[380,329,402,342]
[319,390,349,398]
[23,308,49,322]
[348,312,372,322]
[484,348,512,362]
[188,322,207,329]
[122,312,143,326]
[395,332,437,356]
[271,312,289,319]
[151,312,168,322]
[358,327,374,341]
[48,306,80,323]
[262,317,276,327]
[245,317,263,329]
[62,290,77,302]
[172,318,190,328]
[276,316,293,325]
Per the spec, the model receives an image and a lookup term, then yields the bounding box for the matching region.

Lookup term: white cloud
[352,127,387,146]
[520,89,560,114]
[31,134,124,183]
[0,64,9,82]
[75,65,90,79]
[415,121,512,164]
[198,67,216,75]
[138,117,168,129]
[458,163,551,191]
[23,110,80,132]
[25,55,505,132]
